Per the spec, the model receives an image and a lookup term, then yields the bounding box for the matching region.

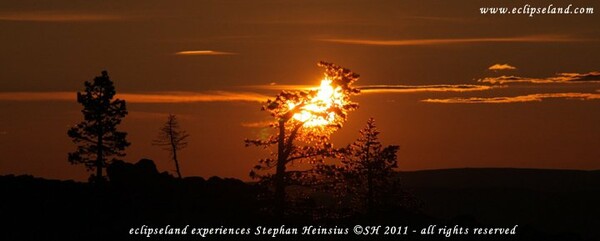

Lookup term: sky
[0,0,599,181]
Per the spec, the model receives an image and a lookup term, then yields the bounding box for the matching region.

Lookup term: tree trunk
[168,120,182,179]
[367,166,373,216]
[96,126,103,183]
[366,141,373,216]
[274,120,287,219]
[172,146,182,179]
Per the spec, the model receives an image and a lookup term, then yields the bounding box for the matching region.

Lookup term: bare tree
[153,114,189,178]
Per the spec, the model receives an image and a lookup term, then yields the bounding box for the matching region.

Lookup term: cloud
[422,92,600,104]
[553,72,600,82]
[0,12,124,22]
[402,16,467,23]
[0,91,268,103]
[0,92,75,101]
[479,71,600,84]
[317,35,581,46]
[359,84,500,93]
[127,111,194,120]
[243,84,316,91]
[247,84,500,93]
[240,121,273,128]
[175,50,237,56]
[120,92,265,103]
[488,64,516,71]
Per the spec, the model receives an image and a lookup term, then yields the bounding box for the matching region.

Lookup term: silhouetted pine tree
[245,61,360,218]
[67,71,130,183]
[318,118,399,216]
[152,114,189,179]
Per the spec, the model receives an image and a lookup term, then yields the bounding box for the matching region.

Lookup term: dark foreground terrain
[1,160,599,241]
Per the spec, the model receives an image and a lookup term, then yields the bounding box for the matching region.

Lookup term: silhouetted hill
[397,168,600,241]
[0,159,264,241]
[1,166,599,240]
[398,168,600,192]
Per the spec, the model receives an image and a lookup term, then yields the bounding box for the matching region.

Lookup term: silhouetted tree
[68,71,130,183]
[317,118,399,216]
[152,114,189,178]
[245,61,360,218]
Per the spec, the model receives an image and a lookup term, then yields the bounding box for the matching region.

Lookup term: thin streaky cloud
[246,84,500,93]
[422,92,600,104]
[120,92,266,103]
[359,84,501,93]
[244,19,373,26]
[0,92,74,101]
[128,111,194,120]
[317,35,582,46]
[175,50,237,56]
[240,121,273,128]
[489,64,517,71]
[0,12,124,22]
[0,91,267,103]
[402,16,466,23]
[479,71,600,84]
[243,84,316,91]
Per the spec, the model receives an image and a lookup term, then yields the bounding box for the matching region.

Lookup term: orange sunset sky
[1,0,599,181]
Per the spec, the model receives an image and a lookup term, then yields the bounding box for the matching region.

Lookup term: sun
[287,78,346,127]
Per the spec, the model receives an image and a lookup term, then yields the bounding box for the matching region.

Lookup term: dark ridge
[2,166,599,240]
[397,168,600,192]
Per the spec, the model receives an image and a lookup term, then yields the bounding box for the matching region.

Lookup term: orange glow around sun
[288,78,345,127]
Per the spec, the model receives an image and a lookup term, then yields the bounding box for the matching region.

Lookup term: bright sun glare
[288,78,345,127]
